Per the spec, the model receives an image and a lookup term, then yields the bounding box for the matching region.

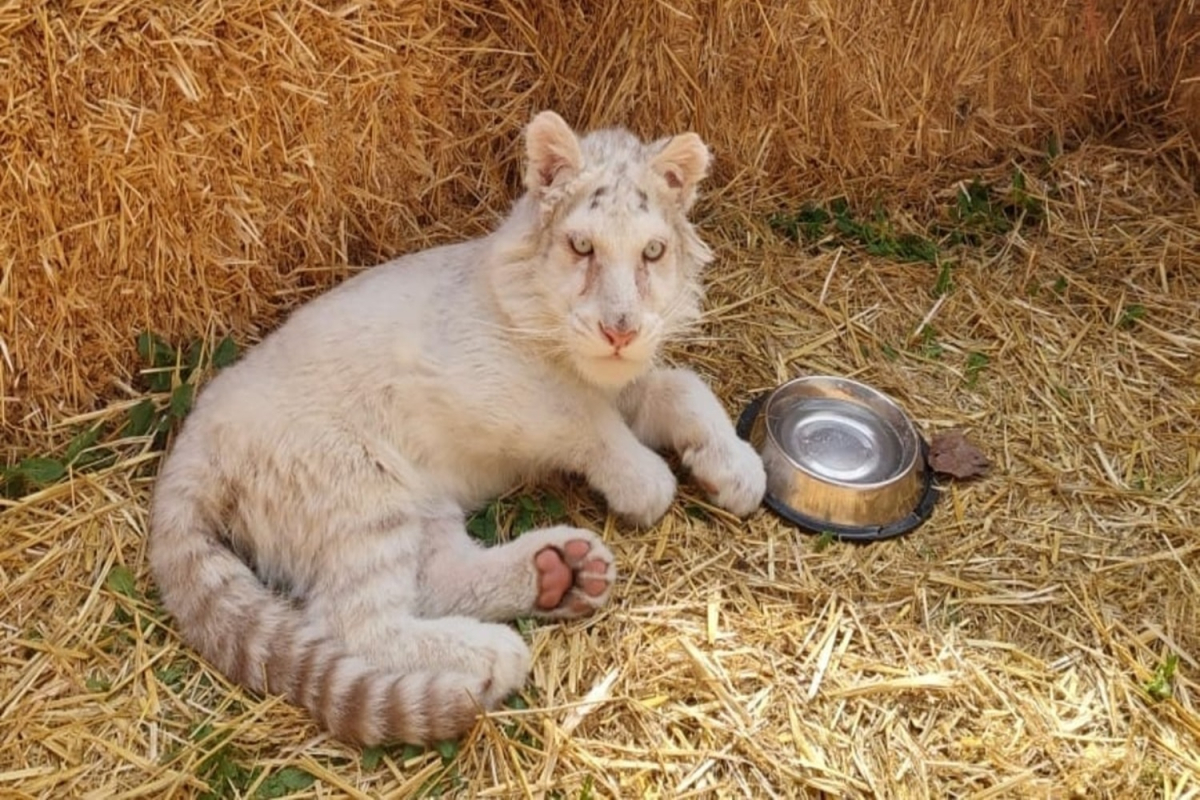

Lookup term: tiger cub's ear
[650,133,711,212]
[524,110,584,194]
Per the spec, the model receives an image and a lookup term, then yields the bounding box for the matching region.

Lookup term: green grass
[106,565,139,598]
[549,775,596,800]
[358,740,468,797]
[771,198,940,265]
[813,531,836,552]
[1046,133,1062,160]
[1144,654,1179,702]
[169,724,320,800]
[85,673,112,693]
[153,661,190,692]
[916,325,944,360]
[943,170,1046,245]
[467,492,567,544]
[932,261,954,297]
[768,204,832,243]
[963,352,991,387]
[768,168,1046,301]
[125,330,239,448]
[1,331,239,499]
[1118,303,1147,329]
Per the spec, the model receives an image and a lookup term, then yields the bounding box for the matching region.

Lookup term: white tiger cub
[148,110,766,745]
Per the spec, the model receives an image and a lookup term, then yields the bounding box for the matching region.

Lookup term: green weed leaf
[155,662,187,690]
[255,767,315,798]
[1145,654,1179,702]
[136,331,177,369]
[769,204,832,242]
[16,457,67,486]
[212,335,239,369]
[400,744,425,762]
[467,504,499,544]
[514,496,537,535]
[148,369,174,394]
[170,382,195,419]
[183,339,205,381]
[434,740,459,764]
[917,325,944,360]
[1119,304,1146,329]
[85,674,111,693]
[106,565,138,598]
[964,352,991,387]
[75,447,117,471]
[64,425,103,465]
[126,399,157,437]
[542,494,566,518]
[932,261,954,297]
[361,746,385,771]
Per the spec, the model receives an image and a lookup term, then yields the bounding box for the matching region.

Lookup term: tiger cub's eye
[642,240,665,261]
[569,234,594,256]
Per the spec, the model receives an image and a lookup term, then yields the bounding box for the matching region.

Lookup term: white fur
[147,110,767,745]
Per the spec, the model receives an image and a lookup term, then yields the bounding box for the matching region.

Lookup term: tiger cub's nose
[599,321,638,349]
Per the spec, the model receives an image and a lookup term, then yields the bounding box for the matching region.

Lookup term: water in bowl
[772,398,905,484]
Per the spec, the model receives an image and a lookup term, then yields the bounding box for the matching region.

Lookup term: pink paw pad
[533,540,610,614]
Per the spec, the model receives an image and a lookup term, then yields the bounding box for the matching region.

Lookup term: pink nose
[600,322,638,349]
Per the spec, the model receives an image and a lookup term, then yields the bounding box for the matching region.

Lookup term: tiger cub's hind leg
[414,522,617,622]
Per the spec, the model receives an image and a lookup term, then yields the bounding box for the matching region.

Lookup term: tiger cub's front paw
[684,435,766,518]
[601,448,677,527]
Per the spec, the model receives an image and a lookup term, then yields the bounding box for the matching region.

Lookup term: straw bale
[1,0,1197,438]
[1,138,1198,797]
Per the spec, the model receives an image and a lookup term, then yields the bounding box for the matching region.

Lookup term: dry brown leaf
[928,429,991,479]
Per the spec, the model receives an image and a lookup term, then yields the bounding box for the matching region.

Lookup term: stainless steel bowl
[738,375,938,541]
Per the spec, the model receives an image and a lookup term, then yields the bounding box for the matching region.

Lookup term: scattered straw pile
[3,139,1198,797]
[2,0,1198,438]
[3,1,1199,798]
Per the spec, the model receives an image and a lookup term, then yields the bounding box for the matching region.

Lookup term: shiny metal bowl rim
[759,374,921,491]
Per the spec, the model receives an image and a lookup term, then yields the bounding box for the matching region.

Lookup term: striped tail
[147,474,497,745]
